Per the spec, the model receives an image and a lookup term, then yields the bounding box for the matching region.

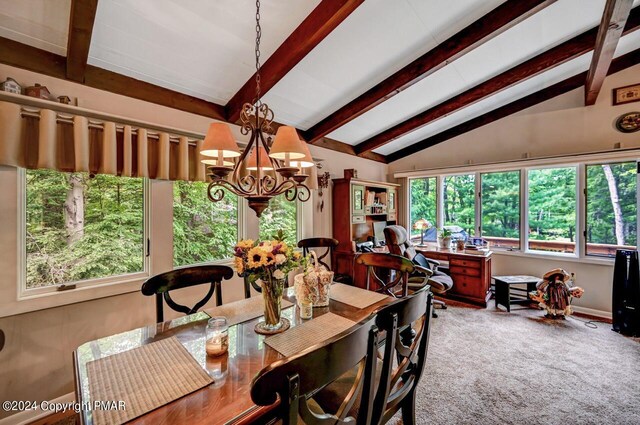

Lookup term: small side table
[493,275,540,312]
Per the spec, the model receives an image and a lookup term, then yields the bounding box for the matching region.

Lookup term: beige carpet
[392,302,640,425]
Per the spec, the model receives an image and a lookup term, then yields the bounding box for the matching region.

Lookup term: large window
[173,181,238,267]
[259,195,298,246]
[444,174,475,235]
[586,162,637,256]
[481,171,520,249]
[527,167,577,253]
[410,177,437,240]
[25,170,145,289]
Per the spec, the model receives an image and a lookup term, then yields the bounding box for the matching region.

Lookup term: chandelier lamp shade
[198,0,314,217]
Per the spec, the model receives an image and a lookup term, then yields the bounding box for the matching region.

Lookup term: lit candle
[206,317,229,357]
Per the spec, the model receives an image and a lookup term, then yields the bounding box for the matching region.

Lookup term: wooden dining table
[73,285,394,425]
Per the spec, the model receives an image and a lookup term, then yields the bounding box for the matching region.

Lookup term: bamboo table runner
[265,313,355,357]
[86,336,212,425]
[205,296,293,326]
[329,283,390,309]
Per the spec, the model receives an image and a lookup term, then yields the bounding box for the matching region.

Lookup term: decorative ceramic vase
[256,278,286,334]
[440,237,452,249]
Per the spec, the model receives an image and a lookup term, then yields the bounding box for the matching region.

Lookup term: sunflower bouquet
[233,230,302,332]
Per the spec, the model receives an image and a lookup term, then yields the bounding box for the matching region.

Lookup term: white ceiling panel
[88,0,321,104]
[329,0,607,145]
[261,0,505,129]
[375,30,640,156]
[0,0,70,55]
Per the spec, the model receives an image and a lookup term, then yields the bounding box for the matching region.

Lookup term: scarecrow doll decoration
[530,268,585,318]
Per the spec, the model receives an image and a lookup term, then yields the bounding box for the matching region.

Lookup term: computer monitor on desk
[373,221,387,247]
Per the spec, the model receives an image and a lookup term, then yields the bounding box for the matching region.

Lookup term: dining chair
[141,265,234,323]
[355,252,419,298]
[251,316,379,425]
[372,285,434,425]
[297,237,338,270]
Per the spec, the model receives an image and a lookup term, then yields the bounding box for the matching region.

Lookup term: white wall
[389,65,640,319]
[0,63,388,420]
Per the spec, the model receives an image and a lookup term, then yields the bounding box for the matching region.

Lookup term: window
[527,167,576,253]
[586,162,637,256]
[173,181,238,267]
[259,195,298,246]
[409,177,437,240]
[481,171,520,249]
[443,174,475,235]
[25,169,145,289]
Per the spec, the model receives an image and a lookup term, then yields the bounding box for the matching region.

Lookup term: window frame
[479,170,521,250]
[441,172,478,236]
[18,168,152,298]
[400,150,640,264]
[408,176,438,239]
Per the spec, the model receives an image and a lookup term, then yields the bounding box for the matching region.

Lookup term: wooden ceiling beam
[304,0,557,144]
[0,36,66,79]
[66,0,99,82]
[387,47,640,163]
[356,7,640,156]
[585,0,634,105]
[225,0,364,123]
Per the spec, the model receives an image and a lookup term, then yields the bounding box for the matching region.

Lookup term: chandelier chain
[254,0,262,105]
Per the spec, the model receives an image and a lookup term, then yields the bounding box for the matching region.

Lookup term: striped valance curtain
[0,101,207,181]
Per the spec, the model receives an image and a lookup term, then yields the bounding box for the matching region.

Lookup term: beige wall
[389,64,640,320]
[0,63,388,420]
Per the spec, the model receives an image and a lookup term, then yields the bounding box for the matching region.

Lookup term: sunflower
[236,239,255,250]
[247,247,270,269]
[234,256,245,275]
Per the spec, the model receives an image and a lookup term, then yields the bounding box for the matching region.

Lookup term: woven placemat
[86,336,212,425]
[330,283,390,309]
[265,313,355,357]
[205,296,293,326]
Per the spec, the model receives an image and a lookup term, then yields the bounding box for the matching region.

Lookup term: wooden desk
[74,286,393,425]
[416,245,492,307]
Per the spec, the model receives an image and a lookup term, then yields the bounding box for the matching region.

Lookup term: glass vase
[255,277,287,334]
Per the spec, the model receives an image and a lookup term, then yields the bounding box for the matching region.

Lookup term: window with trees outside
[410,177,437,241]
[173,181,238,267]
[444,174,475,235]
[259,194,298,246]
[481,171,520,249]
[527,167,577,253]
[25,169,145,290]
[586,162,637,256]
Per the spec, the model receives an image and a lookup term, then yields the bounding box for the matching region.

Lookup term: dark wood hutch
[332,171,400,286]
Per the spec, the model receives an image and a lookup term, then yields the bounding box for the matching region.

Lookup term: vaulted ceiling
[0,0,639,164]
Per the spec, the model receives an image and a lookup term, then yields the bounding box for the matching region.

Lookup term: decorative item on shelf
[57,95,71,104]
[25,83,51,100]
[205,317,229,357]
[412,218,432,246]
[456,239,465,251]
[613,83,640,106]
[438,227,453,249]
[529,269,584,319]
[198,1,313,217]
[0,77,21,94]
[615,112,640,133]
[233,230,302,334]
[344,168,358,179]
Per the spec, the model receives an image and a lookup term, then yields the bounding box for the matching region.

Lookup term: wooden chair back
[141,265,233,323]
[355,252,414,297]
[251,316,379,425]
[297,237,339,270]
[373,286,434,425]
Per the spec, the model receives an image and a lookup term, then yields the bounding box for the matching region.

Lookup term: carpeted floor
[391,302,640,425]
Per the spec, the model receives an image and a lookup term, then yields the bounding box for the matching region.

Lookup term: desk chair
[384,225,453,317]
[356,252,419,298]
[141,265,234,323]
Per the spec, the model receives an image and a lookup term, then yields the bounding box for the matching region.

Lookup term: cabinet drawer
[450,258,481,269]
[449,265,481,277]
[352,215,365,223]
[451,274,486,299]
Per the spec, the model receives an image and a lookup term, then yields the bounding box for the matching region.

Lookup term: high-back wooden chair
[251,316,379,425]
[373,285,434,425]
[297,237,338,270]
[355,252,418,298]
[141,265,233,323]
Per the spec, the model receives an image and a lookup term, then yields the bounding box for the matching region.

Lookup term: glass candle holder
[206,317,228,357]
[300,297,313,320]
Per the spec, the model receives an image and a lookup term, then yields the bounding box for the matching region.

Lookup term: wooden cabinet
[332,173,400,286]
[417,247,492,307]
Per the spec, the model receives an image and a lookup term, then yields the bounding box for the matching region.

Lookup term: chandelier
[199,0,313,217]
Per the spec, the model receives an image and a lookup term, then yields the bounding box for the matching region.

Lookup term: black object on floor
[612,249,640,336]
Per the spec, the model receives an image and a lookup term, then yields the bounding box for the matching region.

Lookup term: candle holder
[205,317,229,357]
